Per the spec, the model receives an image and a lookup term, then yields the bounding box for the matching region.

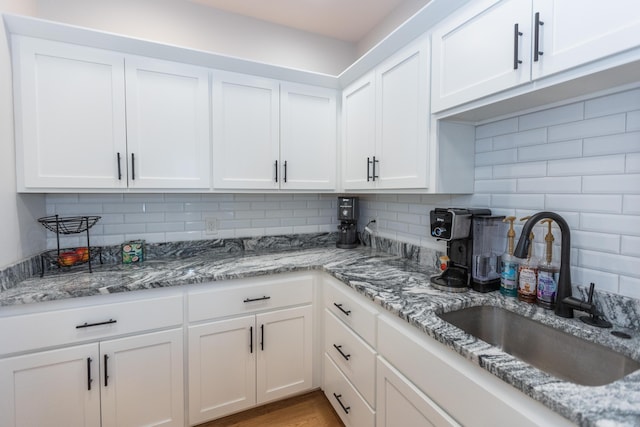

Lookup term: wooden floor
[196,390,345,427]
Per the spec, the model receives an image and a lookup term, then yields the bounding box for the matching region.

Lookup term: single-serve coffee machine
[337,197,359,249]
[429,208,504,292]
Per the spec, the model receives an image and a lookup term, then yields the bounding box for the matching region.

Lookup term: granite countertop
[1,243,639,426]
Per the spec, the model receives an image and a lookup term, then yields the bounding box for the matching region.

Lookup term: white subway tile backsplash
[476,117,518,138]
[583,131,640,156]
[475,148,517,166]
[474,179,517,193]
[623,195,640,214]
[572,230,620,253]
[545,194,622,213]
[579,250,639,278]
[493,162,546,179]
[583,174,640,194]
[621,236,640,257]
[620,276,640,299]
[475,166,493,179]
[571,266,619,293]
[490,194,545,210]
[581,213,640,236]
[476,138,492,153]
[492,128,547,149]
[628,110,640,131]
[146,222,185,233]
[124,213,165,223]
[548,114,625,142]
[518,140,582,162]
[517,177,581,193]
[548,155,625,176]
[518,102,583,131]
[584,89,640,118]
[627,153,640,173]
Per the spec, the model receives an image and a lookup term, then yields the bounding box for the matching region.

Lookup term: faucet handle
[586,282,595,305]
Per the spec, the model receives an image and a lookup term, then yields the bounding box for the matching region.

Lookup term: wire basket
[38,215,101,234]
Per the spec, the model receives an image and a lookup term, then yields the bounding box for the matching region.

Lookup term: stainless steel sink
[437,305,640,386]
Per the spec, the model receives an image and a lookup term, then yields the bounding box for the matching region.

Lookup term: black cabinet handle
[513,23,523,69]
[260,324,264,351]
[250,326,253,354]
[283,160,288,183]
[76,319,117,329]
[366,157,371,181]
[534,12,544,62]
[116,153,122,180]
[333,344,351,361]
[274,160,278,183]
[103,354,109,387]
[131,153,135,180]
[372,156,379,181]
[87,357,93,391]
[333,303,351,316]
[243,296,271,303]
[333,393,350,414]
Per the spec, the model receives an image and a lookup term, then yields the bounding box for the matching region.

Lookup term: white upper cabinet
[531,0,640,79]
[13,36,211,191]
[212,71,337,191]
[13,36,128,190]
[124,57,210,189]
[280,83,337,190]
[432,0,640,113]
[431,0,532,113]
[342,35,430,191]
[212,71,280,190]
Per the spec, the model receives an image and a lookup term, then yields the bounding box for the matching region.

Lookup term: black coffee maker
[337,197,359,249]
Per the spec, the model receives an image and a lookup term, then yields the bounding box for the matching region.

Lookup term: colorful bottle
[499,216,518,297]
[537,219,559,309]
[518,217,538,303]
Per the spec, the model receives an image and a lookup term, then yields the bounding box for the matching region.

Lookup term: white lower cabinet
[0,328,184,427]
[324,354,375,427]
[376,356,459,427]
[187,273,315,425]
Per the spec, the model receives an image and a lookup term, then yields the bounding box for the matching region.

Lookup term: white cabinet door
[342,72,376,190]
[377,357,460,427]
[188,316,256,425]
[100,328,184,427]
[256,305,313,404]
[531,0,640,79]
[375,36,430,189]
[280,83,337,190]
[0,343,101,427]
[125,57,210,189]
[212,71,280,190]
[431,0,532,112]
[12,36,127,190]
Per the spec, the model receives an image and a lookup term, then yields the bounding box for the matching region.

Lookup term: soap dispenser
[499,216,518,297]
[517,217,538,303]
[537,219,559,309]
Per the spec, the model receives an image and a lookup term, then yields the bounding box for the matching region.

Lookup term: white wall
[359,87,640,300]
[0,0,46,270]
[31,0,356,76]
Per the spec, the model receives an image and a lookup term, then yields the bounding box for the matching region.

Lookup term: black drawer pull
[333,393,350,414]
[87,357,93,391]
[76,319,117,329]
[104,354,109,387]
[333,344,351,361]
[260,324,265,351]
[534,12,544,62]
[244,296,271,303]
[250,326,253,354]
[513,23,523,69]
[116,153,122,180]
[333,303,351,316]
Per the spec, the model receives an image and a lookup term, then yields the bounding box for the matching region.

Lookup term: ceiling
[186,0,431,42]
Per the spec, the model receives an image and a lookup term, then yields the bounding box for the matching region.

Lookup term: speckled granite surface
[1,234,639,426]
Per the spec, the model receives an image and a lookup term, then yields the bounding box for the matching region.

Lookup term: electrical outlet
[204,217,218,235]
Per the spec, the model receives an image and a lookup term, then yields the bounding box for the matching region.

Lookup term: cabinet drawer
[323,276,377,346]
[0,294,183,356]
[325,309,376,407]
[188,273,314,322]
[323,353,375,427]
